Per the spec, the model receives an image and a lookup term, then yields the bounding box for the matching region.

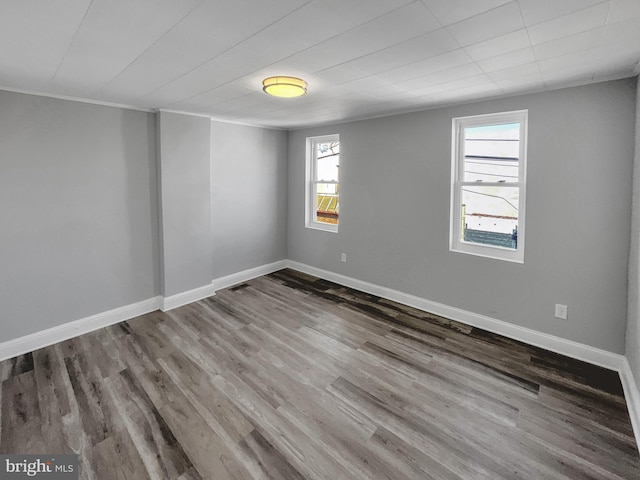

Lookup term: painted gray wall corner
[0,91,159,342]
[627,76,640,384]
[210,121,288,279]
[287,79,636,354]
[157,111,213,296]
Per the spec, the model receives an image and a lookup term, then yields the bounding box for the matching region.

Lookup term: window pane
[316,141,339,181]
[316,183,339,225]
[461,186,518,249]
[463,123,519,183]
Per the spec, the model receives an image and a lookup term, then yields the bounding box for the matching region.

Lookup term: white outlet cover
[555,304,568,319]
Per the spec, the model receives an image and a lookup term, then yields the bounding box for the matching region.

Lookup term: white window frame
[306,134,340,233]
[450,110,528,263]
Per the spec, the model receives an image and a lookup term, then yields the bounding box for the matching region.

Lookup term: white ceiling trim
[157,108,216,119]
[288,70,636,131]
[0,85,155,113]
[159,108,287,130]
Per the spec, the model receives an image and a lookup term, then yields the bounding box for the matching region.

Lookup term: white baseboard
[0,258,637,451]
[161,284,217,311]
[0,260,288,362]
[0,296,162,362]
[620,358,640,453]
[285,260,624,371]
[285,260,640,449]
[211,260,288,291]
[162,261,288,311]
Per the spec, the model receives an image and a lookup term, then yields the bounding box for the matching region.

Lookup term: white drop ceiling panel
[496,71,544,92]
[609,0,640,23]
[446,2,525,47]
[526,3,610,45]
[51,0,202,94]
[0,0,90,89]
[346,28,460,76]
[463,29,532,62]
[397,62,485,92]
[603,16,640,46]
[533,27,605,61]
[0,0,638,128]
[517,0,605,26]
[488,62,541,82]
[376,49,475,84]
[423,0,513,26]
[477,47,537,73]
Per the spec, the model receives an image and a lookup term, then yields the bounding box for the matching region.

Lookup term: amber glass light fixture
[262,76,307,98]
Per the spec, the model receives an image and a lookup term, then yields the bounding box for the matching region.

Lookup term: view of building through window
[315,140,339,225]
[461,122,520,249]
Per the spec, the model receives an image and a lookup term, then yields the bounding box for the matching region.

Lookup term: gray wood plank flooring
[1,268,638,479]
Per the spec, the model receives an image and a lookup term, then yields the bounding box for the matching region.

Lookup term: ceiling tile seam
[446,1,527,85]
[446,0,612,49]
[304,0,465,87]
[516,0,540,82]
[167,2,429,107]
[513,1,549,89]
[287,71,634,131]
[443,0,520,29]
[603,0,613,25]
[417,0,470,92]
[366,47,473,84]
[452,23,524,52]
[50,0,96,81]
[598,0,613,54]
[514,1,536,59]
[161,0,436,108]
[414,0,475,102]
[311,29,453,84]
[402,69,487,93]
[524,0,610,30]
[128,0,318,106]
[293,69,632,129]
[202,64,634,129]
[417,0,446,29]
[308,9,453,78]
[587,1,612,81]
[182,47,439,114]
[532,26,605,58]
[89,0,207,97]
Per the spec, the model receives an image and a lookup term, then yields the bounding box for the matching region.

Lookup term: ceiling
[1,0,639,129]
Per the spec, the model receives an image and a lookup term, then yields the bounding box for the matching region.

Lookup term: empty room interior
[2,0,640,478]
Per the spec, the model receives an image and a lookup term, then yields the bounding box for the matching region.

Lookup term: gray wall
[210,121,288,279]
[0,91,159,342]
[157,112,212,296]
[288,78,636,354]
[627,76,640,381]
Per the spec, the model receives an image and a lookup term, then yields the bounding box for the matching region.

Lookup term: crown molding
[0,86,154,112]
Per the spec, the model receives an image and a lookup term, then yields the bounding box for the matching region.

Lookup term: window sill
[306,222,338,234]
[450,243,523,264]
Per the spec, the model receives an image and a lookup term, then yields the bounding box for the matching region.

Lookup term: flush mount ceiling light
[262,76,307,98]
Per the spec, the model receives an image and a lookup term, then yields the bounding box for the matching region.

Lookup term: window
[450,110,528,263]
[306,134,340,232]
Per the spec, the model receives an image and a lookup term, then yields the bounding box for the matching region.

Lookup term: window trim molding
[449,110,528,263]
[305,134,340,233]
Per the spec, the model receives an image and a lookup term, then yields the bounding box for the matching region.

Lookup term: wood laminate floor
[1,269,639,479]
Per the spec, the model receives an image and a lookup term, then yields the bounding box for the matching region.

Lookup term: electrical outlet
[341,253,347,263]
[555,304,568,320]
